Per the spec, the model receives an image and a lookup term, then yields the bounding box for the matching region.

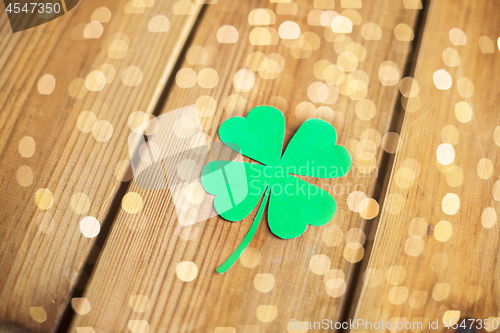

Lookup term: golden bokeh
[445,166,463,187]
[432,283,451,301]
[107,33,129,59]
[433,69,452,90]
[399,77,419,97]
[128,295,150,313]
[408,291,428,309]
[442,310,460,325]
[347,191,367,212]
[404,236,424,257]
[436,143,455,165]
[83,22,103,39]
[342,9,361,25]
[70,193,91,214]
[331,16,353,33]
[175,225,198,241]
[18,136,36,158]
[215,328,236,333]
[68,78,88,99]
[454,101,472,123]
[122,192,144,214]
[388,287,409,305]
[197,68,219,88]
[85,71,106,91]
[279,21,301,39]
[278,2,298,15]
[233,69,255,91]
[345,228,366,245]
[148,15,170,32]
[121,66,143,86]
[176,68,197,88]
[97,64,116,84]
[217,25,239,43]
[195,95,217,117]
[341,0,361,8]
[442,193,460,215]
[441,125,459,146]
[478,36,495,54]
[248,8,276,25]
[309,254,331,274]
[434,220,453,242]
[457,77,474,98]
[430,252,448,272]
[409,217,427,237]
[175,261,198,282]
[325,279,346,298]
[382,132,399,153]
[449,28,467,45]
[322,224,344,247]
[71,297,91,315]
[394,23,414,41]
[493,181,500,201]
[403,0,422,9]
[379,61,400,86]
[124,0,145,14]
[361,22,382,40]
[256,305,278,323]
[29,306,47,323]
[224,94,248,115]
[359,198,379,220]
[127,320,149,333]
[343,242,364,263]
[79,216,100,238]
[35,188,54,210]
[253,273,275,293]
[37,74,56,95]
[386,266,406,286]
[481,207,497,229]
[477,158,493,179]
[92,120,114,142]
[91,6,111,22]
[442,48,461,67]
[16,165,33,187]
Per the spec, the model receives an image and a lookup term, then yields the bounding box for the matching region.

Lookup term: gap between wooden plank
[352,0,500,330]
[339,1,431,329]
[55,5,209,332]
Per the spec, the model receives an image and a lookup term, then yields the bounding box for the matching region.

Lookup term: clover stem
[216,187,271,274]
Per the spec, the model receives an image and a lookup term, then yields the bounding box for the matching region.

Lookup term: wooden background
[0,0,499,332]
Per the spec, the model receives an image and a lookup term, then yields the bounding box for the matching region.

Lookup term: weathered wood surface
[353,0,500,331]
[0,0,201,331]
[70,0,421,332]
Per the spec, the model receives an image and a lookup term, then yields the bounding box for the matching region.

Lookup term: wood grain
[353,0,500,331]
[70,1,421,332]
[0,1,201,331]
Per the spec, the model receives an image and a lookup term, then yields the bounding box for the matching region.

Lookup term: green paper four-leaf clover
[200,106,351,273]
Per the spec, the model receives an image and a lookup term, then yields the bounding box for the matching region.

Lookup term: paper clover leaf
[201,106,351,273]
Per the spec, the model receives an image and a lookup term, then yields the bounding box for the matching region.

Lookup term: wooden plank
[70,0,421,332]
[353,0,500,331]
[0,1,201,332]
